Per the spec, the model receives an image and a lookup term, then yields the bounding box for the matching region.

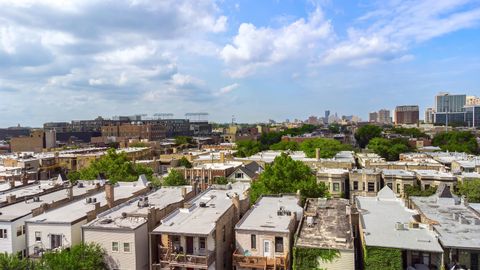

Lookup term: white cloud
[217,83,239,95]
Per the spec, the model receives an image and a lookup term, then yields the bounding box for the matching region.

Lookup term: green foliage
[300,138,352,158]
[364,246,402,270]
[250,153,329,204]
[129,142,149,148]
[175,136,193,145]
[404,185,437,198]
[259,132,283,147]
[39,243,107,270]
[390,127,428,138]
[328,123,341,134]
[457,179,480,203]
[163,170,187,186]
[355,125,383,148]
[214,176,229,185]
[269,141,300,151]
[67,149,153,183]
[432,131,478,154]
[178,157,192,168]
[235,140,263,157]
[367,138,412,161]
[0,252,36,270]
[293,247,340,270]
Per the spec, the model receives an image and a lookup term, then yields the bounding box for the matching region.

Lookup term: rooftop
[356,187,443,253]
[193,161,243,170]
[235,195,302,233]
[381,169,416,178]
[414,170,456,180]
[296,198,354,250]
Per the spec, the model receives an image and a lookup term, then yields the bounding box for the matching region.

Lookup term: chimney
[181,187,187,198]
[105,181,115,208]
[296,189,301,200]
[6,195,16,204]
[9,179,15,189]
[67,184,73,200]
[193,181,198,196]
[22,174,28,186]
[220,152,225,164]
[231,193,241,221]
[315,148,320,160]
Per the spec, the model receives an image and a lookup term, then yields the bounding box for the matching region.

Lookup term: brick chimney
[6,195,16,204]
[105,181,115,208]
[181,187,187,198]
[231,193,240,222]
[8,179,15,189]
[67,184,73,200]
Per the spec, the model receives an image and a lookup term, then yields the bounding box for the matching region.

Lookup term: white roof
[193,161,242,170]
[236,195,302,233]
[356,187,443,253]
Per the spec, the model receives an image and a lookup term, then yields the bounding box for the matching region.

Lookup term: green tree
[0,252,37,270]
[364,247,402,270]
[269,141,299,151]
[214,176,229,185]
[432,131,478,154]
[404,185,437,198]
[129,142,149,148]
[458,179,480,203]
[178,157,192,168]
[250,153,328,203]
[235,140,262,157]
[39,243,107,270]
[355,125,383,148]
[390,127,428,138]
[300,138,352,158]
[175,136,193,146]
[328,123,341,133]
[163,170,187,186]
[367,138,411,161]
[67,148,153,183]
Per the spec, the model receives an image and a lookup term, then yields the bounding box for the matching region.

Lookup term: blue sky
[0,0,480,127]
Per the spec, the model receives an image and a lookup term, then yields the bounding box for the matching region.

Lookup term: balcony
[153,246,215,270]
[233,249,289,270]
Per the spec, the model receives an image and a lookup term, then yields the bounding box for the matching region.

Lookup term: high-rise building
[369,112,378,123]
[378,109,391,124]
[425,108,435,124]
[324,110,330,124]
[433,93,467,126]
[394,105,419,125]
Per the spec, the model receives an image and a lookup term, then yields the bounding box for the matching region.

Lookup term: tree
[404,185,437,198]
[0,252,36,270]
[175,136,193,146]
[367,138,412,161]
[457,179,480,203]
[235,140,262,157]
[178,157,192,168]
[250,153,328,204]
[390,127,428,138]
[300,138,352,158]
[355,125,382,148]
[67,148,154,183]
[214,176,229,185]
[129,142,149,148]
[39,243,107,270]
[269,141,299,151]
[163,170,187,186]
[432,131,478,154]
[328,123,341,134]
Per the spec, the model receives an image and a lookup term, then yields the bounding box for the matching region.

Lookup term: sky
[1,0,480,127]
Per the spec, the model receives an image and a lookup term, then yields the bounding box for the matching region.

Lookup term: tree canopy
[367,138,412,161]
[404,185,437,198]
[175,136,193,146]
[68,148,153,183]
[178,156,192,168]
[250,153,328,203]
[235,140,262,157]
[457,179,480,203]
[432,131,478,154]
[389,127,428,138]
[354,125,383,148]
[300,138,352,158]
[269,141,300,151]
[163,170,188,186]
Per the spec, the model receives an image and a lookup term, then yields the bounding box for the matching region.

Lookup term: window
[199,237,206,249]
[0,229,7,239]
[396,183,401,193]
[112,242,119,252]
[16,226,23,237]
[333,183,340,192]
[275,237,284,253]
[367,182,375,192]
[222,225,226,242]
[235,173,244,179]
[50,234,62,249]
[35,231,41,242]
[353,181,358,190]
[123,242,130,253]
[424,184,430,190]
[251,234,256,249]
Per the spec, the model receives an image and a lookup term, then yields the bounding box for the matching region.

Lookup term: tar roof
[153,183,249,236]
[356,187,443,253]
[382,169,416,177]
[296,198,354,250]
[235,195,302,233]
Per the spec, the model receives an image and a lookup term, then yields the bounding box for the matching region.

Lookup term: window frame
[250,234,256,250]
[112,241,119,252]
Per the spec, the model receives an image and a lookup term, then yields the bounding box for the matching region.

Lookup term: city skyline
[1,0,480,127]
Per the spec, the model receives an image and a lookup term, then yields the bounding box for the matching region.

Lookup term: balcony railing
[233,249,289,269]
[155,246,215,269]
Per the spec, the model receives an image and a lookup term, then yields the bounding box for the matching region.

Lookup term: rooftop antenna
[232,115,236,125]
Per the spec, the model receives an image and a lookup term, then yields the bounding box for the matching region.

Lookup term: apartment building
[356,187,443,269]
[150,183,250,270]
[294,198,355,270]
[83,186,194,270]
[381,169,416,197]
[395,105,419,125]
[410,185,480,270]
[316,169,349,198]
[178,162,243,191]
[227,161,263,183]
[102,123,166,141]
[25,179,150,257]
[349,169,382,200]
[413,170,457,191]
[233,195,302,270]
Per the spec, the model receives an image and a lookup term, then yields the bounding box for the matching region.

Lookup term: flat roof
[0,181,60,202]
[84,186,191,230]
[26,182,147,225]
[193,161,243,170]
[235,195,302,233]
[414,170,456,180]
[153,182,249,236]
[381,169,416,177]
[356,187,443,253]
[296,198,354,250]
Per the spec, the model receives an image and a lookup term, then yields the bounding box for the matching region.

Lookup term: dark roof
[436,183,454,198]
[236,161,263,179]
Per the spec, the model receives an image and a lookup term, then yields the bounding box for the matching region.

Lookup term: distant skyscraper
[434,92,467,125]
[369,112,378,123]
[378,109,391,124]
[424,108,435,124]
[395,105,419,125]
[325,110,330,119]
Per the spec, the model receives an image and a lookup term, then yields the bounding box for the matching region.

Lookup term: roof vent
[33,196,40,202]
[395,222,406,230]
[121,212,127,218]
[99,218,113,224]
[199,202,207,208]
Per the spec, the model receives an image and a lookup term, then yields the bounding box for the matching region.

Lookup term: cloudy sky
[1,0,480,127]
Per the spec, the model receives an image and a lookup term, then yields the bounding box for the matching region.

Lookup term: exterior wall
[10,131,45,153]
[349,172,381,201]
[227,169,253,183]
[317,249,355,270]
[84,228,141,270]
[382,176,416,197]
[317,173,348,198]
[236,231,290,257]
[26,223,73,254]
